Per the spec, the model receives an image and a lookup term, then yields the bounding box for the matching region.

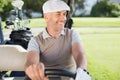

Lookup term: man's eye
[57,13,60,16]
[64,13,67,16]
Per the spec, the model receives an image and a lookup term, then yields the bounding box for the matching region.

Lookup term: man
[24,0,91,80]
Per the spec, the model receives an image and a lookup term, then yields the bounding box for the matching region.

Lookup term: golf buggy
[0,0,75,80]
[0,45,76,80]
[0,0,33,79]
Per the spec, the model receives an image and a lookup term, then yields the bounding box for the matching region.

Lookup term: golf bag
[5,29,33,49]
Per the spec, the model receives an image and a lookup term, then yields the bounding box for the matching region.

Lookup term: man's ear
[44,13,49,21]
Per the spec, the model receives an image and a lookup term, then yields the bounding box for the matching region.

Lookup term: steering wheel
[45,69,76,79]
[2,69,76,80]
[23,69,76,80]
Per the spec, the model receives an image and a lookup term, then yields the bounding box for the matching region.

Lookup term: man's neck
[46,27,62,38]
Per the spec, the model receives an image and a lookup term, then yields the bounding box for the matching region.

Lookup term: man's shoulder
[64,28,72,32]
[35,31,43,37]
[64,28,76,34]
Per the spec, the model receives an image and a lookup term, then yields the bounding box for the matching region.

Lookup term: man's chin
[56,26,64,32]
[60,26,64,30]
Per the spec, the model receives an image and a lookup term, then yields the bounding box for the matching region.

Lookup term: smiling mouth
[57,21,66,25]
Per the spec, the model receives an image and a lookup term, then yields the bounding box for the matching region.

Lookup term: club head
[10,10,17,15]
[5,20,14,25]
[11,0,24,10]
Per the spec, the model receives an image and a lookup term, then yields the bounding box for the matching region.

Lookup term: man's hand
[25,62,48,80]
[75,68,91,80]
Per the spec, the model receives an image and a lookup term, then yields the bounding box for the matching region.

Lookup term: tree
[91,0,120,17]
[0,0,7,12]
[23,0,45,12]
[0,0,13,13]
[0,0,13,20]
[22,0,45,17]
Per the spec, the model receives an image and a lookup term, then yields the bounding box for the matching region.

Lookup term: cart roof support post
[0,17,4,44]
[65,0,74,29]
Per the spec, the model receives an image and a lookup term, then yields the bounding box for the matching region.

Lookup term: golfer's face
[48,10,67,31]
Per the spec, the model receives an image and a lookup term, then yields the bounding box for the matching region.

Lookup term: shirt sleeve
[27,37,40,54]
[72,29,82,45]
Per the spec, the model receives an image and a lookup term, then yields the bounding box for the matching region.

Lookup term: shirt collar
[42,28,65,39]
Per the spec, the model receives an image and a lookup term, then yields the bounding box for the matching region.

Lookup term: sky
[84,0,97,15]
[109,0,120,3]
[74,0,120,16]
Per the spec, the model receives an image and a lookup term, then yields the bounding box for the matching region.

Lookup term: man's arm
[25,51,40,69]
[72,42,87,70]
[71,29,91,80]
[24,51,48,80]
[72,42,91,80]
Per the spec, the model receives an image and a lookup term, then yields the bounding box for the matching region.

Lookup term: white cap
[43,0,70,13]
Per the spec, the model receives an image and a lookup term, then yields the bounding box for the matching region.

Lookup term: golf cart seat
[0,45,27,71]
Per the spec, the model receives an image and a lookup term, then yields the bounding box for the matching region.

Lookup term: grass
[1,17,120,29]
[73,17,120,27]
[80,33,120,80]
[27,17,120,28]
